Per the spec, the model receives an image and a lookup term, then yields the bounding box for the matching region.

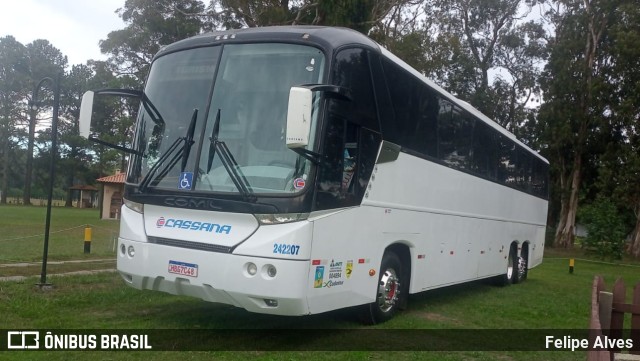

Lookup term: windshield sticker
[293,178,305,190]
[313,266,324,288]
[306,58,315,72]
[346,260,353,279]
[178,172,193,190]
[329,259,343,280]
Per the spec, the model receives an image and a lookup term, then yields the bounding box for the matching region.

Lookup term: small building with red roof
[96,171,125,219]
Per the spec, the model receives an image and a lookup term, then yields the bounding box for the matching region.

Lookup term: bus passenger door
[314,114,379,210]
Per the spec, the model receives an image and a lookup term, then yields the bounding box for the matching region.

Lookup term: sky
[0,0,126,66]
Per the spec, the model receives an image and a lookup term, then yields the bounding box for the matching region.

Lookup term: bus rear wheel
[362,251,403,324]
[514,253,527,284]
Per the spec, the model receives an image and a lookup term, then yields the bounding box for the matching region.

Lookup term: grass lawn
[0,205,119,263]
[1,255,639,360]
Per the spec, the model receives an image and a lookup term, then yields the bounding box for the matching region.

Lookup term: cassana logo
[156,217,232,234]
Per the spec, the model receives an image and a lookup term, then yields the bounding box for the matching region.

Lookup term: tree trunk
[64,144,79,207]
[0,105,8,205]
[631,204,640,258]
[1,138,7,205]
[553,1,605,249]
[64,171,74,207]
[23,108,36,206]
[555,154,582,248]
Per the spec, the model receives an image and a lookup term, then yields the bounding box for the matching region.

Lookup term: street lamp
[32,73,62,289]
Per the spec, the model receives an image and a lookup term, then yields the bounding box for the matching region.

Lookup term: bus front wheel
[362,251,403,324]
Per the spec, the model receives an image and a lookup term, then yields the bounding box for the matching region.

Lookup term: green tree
[591,2,640,257]
[58,64,95,206]
[100,0,206,83]
[539,0,618,248]
[210,0,419,34]
[23,39,67,205]
[0,36,28,204]
[420,0,547,134]
[579,199,627,260]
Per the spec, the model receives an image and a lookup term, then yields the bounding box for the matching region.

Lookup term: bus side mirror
[286,87,313,149]
[79,91,94,139]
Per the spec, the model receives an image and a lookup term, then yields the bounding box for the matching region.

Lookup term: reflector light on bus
[246,263,257,276]
[265,265,277,278]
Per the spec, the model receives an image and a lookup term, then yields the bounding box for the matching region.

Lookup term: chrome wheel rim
[506,251,514,280]
[377,268,400,313]
[517,256,526,280]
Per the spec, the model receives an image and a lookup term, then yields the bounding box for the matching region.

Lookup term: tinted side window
[515,149,532,192]
[497,135,517,187]
[380,59,437,156]
[472,121,499,179]
[531,159,549,198]
[331,48,379,132]
[380,59,413,143]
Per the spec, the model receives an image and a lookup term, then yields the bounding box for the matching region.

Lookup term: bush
[579,199,627,260]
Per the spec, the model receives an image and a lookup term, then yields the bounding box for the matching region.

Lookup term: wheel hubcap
[377,268,400,313]
[506,252,514,279]
[517,256,526,279]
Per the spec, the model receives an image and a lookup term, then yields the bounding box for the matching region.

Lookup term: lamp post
[32,73,62,288]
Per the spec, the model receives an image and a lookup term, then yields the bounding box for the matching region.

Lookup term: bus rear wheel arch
[361,245,411,324]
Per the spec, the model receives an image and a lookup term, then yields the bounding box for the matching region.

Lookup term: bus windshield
[128,43,325,195]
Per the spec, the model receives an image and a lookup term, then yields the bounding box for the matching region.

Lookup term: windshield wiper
[138,108,198,192]
[206,109,256,202]
[181,109,198,173]
[206,109,221,173]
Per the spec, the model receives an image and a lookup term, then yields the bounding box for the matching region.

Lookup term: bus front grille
[147,236,233,253]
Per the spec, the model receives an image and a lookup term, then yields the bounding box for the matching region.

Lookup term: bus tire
[362,251,403,324]
[499,246,517,286]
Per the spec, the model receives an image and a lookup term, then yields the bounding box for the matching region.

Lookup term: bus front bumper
[116,237,311,316]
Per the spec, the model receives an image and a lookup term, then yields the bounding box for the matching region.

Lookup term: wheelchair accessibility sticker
[178,172,193,190]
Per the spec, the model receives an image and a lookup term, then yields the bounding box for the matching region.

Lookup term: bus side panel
[363,152,548,294]
[305,207,384,314]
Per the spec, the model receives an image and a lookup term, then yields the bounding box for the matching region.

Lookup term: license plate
[168,260,198,278]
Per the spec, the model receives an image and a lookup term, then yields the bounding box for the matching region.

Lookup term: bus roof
[157,26,548,164]
[156,26,378,59]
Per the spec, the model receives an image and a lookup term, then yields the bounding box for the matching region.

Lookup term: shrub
[579,199,627,260]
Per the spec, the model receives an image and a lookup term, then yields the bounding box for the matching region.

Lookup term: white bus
[79,26,548,324]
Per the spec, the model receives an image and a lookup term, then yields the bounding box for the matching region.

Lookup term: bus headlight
[255,213,309,225]
[124,198,144,214]
[127,245,135,258]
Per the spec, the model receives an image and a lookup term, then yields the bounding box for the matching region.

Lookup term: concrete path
[0,258,116,282]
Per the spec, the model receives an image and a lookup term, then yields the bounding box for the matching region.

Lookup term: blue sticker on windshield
[179,172,193,190]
